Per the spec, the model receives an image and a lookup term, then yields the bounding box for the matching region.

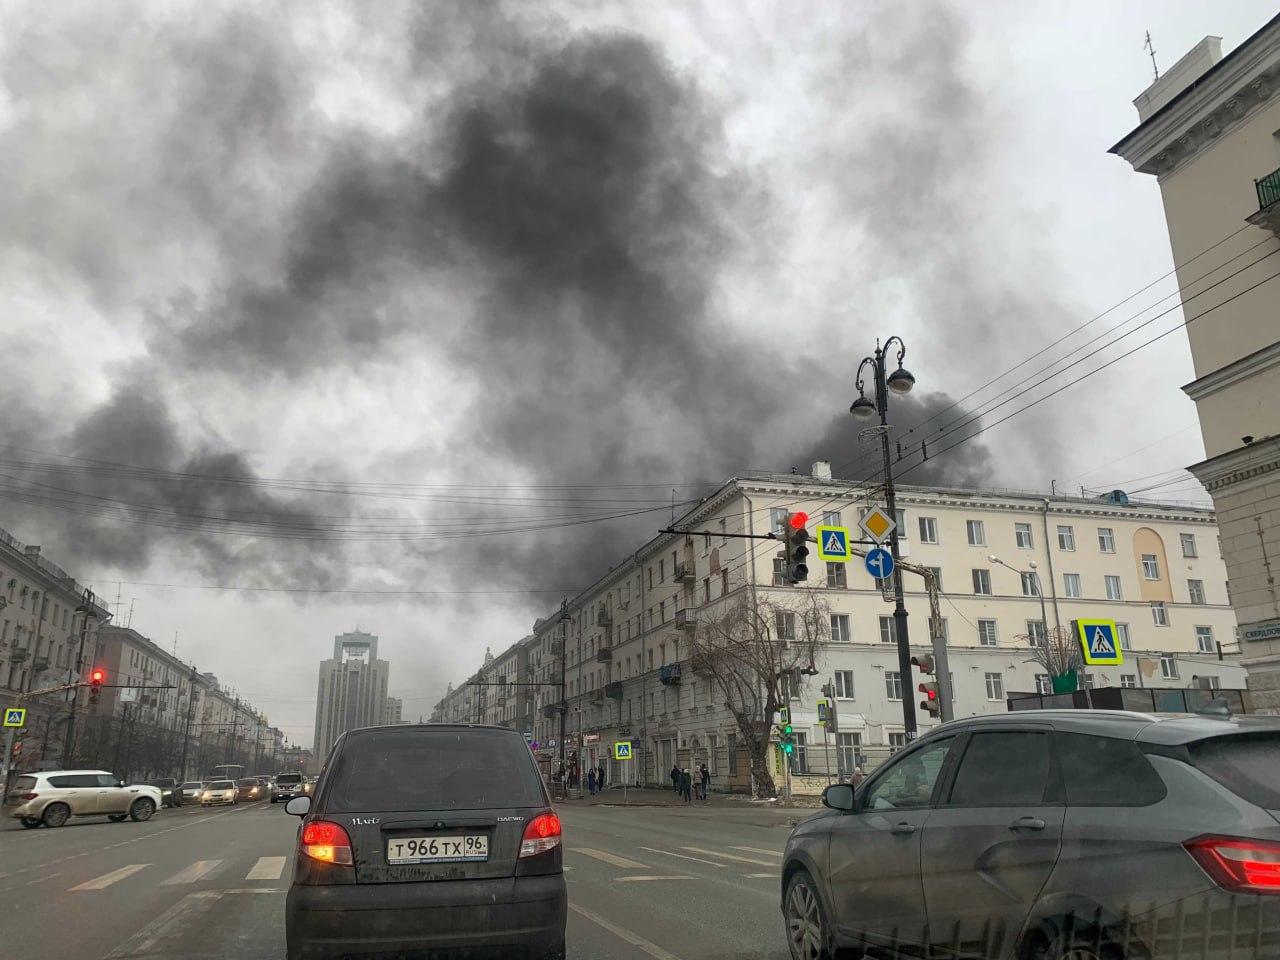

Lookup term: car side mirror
[117,779,126,788]
[285,796,311,816]
[822,783,856,812]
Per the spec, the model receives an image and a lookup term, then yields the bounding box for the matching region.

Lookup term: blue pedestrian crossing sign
[3,707,26,728]
[864,547,894,581]
[815,525,851,562]
[1074,619,1123,666]
[613,741,633,761]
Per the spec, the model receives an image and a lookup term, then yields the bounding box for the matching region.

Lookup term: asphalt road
[0,798,797,959]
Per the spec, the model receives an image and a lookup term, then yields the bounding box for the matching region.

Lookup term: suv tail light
[15,792,38,801]
[1186,835,1280,894]
[519,812,562,858]
[301,820,354,865]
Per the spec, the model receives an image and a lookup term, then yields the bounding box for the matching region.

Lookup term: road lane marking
[570,902,683,960]
[571,847,648,869]
[615,875,695,882]
[745,872,777,878]
[161,859,224,885]
[70,864,149,891]
[245,856,287,880]
[105,891,222,959]
[732,845,782,857]
[680,846,776,866]
[638,846,726,868]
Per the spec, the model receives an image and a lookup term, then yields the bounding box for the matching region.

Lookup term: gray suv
[781,710,1280,960]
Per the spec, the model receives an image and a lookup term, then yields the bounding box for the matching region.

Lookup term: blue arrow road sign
[864,547,894,581]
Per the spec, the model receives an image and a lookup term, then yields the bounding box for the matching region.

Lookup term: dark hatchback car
[146,777,183,808]
[782,710,1280,960]
[285,724,566,960]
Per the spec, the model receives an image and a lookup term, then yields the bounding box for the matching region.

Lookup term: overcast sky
[1,0,1274,747]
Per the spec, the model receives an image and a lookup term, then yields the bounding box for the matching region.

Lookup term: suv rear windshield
[181,782,202,789]
[209,781,234,789]
[14,776,37,791]
[325,728,545,812]
[275,774,302,785]
[1189,733,1280,809]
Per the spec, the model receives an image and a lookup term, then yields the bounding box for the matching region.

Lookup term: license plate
[386,834,489,864]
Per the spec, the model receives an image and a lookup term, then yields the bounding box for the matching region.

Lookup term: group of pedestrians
[585,762,606,796]
[669,762,711,803]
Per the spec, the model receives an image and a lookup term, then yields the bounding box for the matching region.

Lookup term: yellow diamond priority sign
[858,506,896,544]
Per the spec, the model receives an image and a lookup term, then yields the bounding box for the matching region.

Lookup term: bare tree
[692,590,830,798]
[1021,625,1083,685]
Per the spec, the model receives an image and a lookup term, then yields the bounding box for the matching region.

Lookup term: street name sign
[1074,619,1123,666]
[815,525,852,563]
[4,707,26,728]
[858,506,896,544]
[864,547,895,581]
[613,741,633,760]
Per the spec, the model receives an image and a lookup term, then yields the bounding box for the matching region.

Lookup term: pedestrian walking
[587,767,597,796]
[699,763,710,801]
[670,763,681,793]
[680,767,692,804]
[851,766,865,787]
[597,763,605,793]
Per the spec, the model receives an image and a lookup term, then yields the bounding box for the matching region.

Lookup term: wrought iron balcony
[659,663,682,685]
[595,646,612,662]
[1247,166,1280,236]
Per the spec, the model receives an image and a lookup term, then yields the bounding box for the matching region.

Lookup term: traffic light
[89,667,105,705]
[778,705,794,754]
[783,511,811,583]
[912,654,940,718]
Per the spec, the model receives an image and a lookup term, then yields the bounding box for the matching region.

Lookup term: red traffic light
[918,683,938,700]
[788,511,809,529]
[90,668,105,684]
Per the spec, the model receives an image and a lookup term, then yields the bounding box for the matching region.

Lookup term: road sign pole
[2,725,16,793]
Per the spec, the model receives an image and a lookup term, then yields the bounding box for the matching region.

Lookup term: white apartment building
[1110,14,1280,708]
[438,472,1245,792]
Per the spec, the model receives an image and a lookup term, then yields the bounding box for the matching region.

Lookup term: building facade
[1110,15,1280,707]
[435,473,1246,791]
[313,630,396,760]
[0,526,112,771]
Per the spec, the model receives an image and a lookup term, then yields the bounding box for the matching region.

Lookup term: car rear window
[210,780,234,789]
[276,774,302,785]
[14,776,37,791]
[1189,733,1280,809]
[237,779,257,787]
[1056,732,1166,806]
[325,728,545,812]
[181,782,202,789]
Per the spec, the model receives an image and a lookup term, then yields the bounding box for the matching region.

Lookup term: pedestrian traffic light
[89,667,104,705]
[783,511,811,583]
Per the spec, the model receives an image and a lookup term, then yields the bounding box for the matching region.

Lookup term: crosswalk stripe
[731,845,782,857]
[245,856,287,881]
[71,864,149,891]
[681,846,775,866]
[638,846,726,868]
[161,860,224,885]
[571,847,648,869]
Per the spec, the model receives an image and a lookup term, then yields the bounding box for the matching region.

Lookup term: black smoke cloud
[0,1,1035,594]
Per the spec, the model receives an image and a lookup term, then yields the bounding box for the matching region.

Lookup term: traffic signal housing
[777,705,795,755]
[89,667,105,705]
[911,654,940,718]
[783,511,811,583]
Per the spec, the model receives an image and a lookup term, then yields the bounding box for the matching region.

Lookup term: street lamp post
[989,555,1050,655]
[851,337,918,738]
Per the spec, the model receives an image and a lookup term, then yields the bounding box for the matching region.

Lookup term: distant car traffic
[179,781,205,803]
[2,770,161,828]
[201,780,238,806]
[284,724,566,960]
[780,710,1280,960]
[271,773,305,804]
[236,778,267,802]
[145,778,183,808]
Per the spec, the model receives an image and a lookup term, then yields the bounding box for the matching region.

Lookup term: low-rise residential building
[435,472,1247,793]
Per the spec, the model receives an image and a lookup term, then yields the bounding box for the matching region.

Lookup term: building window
[1120,674,1137,688]
[1116,622,1131,650]
[1188,579,1205,605]
[1081,673,1096,690]
[1027,620,1047,644]
[879,616,898,644]
[837,732,861,774]
[895,509,907,537]
[779,672,795,702]
[822,510,842,527]
[1021,572,1040,597]
[936,618,950,641]
[833,670,854,699]
[775,611,796,640]
[1195,625,1215,653]
[1180,533,1198,558]
[719,518,727,544]
[1015,522,1034,549]
[888,731,908,751]
[703,578,711,604]
[927,566,943,590]
[984,672,1004,701]
[1063,573,1082,598]
[722,568,729,596]
[770,508,789,535]
[918,516,938,543]
[772,558,787,586]
[1151,602,1169,627]
[978,619,998,646]
[972,569,992,595]
[1035,674,1051,694]
[1142,554,1159,580]
[793,732,808,774]
[1160,655,1179,680]
[1057,525,1075,551]
[1105,575,1123,600]
[1097,527,1115,553]
[727,733,737,774]
[885,671,903,701]
[830,614,851,642]
[826,563,847,589]
[966,519,986,546]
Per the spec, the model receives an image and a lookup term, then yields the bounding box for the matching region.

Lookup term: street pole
[178,667,198,782]
[558,599,568,801]
[62,588,97,763]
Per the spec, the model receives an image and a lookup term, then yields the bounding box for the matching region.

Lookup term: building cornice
[1187,435,1280,492]
[1183,338,1280,401]
[1109,16,1280,178]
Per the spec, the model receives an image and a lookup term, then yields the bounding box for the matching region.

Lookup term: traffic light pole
[62,588,98,764]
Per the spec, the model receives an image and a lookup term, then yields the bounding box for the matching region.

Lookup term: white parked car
[200,780,238,806]
[1,770,162,828]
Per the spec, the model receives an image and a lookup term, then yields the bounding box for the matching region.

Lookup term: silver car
[2,770,162,828]
[781,710,1280,960]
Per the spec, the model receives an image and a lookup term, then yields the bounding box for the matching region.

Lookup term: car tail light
[519,812,562,858]
[301,820,353,865]
[1186,835,1280,894]
[16,792,38,801]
